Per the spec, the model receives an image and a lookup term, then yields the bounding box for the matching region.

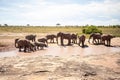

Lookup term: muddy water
[0,50,18,57]
[0,44,120,57]
[32,44,120,57]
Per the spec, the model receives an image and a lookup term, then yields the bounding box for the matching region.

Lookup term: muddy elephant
[25,34,36,42]
[57,32,71,46]
[38,38,48,46]
[46,34,57,43]
[78,35,86,47]
[101,34,115,46]
[34,42,48,50]
[15,38,36,52]
[71,33,77,44]
[88,33,101,44]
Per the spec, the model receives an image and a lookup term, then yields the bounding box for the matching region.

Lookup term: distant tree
[27,24,30,27]
[4,24,8,27]
[56,23,60,26]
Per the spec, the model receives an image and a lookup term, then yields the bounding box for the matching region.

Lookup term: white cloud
[0,0,120,26]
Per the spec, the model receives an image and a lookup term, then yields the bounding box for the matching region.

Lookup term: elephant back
[25,34,36,40]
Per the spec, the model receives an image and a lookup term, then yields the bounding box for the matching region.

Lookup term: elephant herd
[88,33,115,46]
[15,32,115,52]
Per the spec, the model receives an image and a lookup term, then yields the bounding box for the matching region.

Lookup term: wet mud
[0,43,120,58]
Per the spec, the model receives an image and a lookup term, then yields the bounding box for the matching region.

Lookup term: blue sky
[0,0,120,26]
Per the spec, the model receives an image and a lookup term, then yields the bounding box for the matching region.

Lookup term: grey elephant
[57,32,71,46]
[78,35,86,47]
[15,38,36,52]
[71,33,77,44]
[101,34,115,46]
[34,42,48,50]
[38,38,48,46]
[88,33,101,44]
[25,34,36,42]
[46,34,57,43]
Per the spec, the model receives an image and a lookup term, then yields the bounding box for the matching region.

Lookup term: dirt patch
[0,53,120,80]
[0,39,16,52]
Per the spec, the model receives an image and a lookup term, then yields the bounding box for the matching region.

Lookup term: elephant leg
[104,40,106,45]
[53,38,54,43]
[68,39,71,45]
[34,47,36,51]
[46,41,48,46]
[98,39,101,44]
[30,47,34,52]
[107,40,109,46]
[97,39,99,44]
[75,39,77,44]
[61,37,64,46]
[78,40,81,46]
[74,39,76,43]
[33,39,35,42]
[100,39,102,44]
[50,39,52,43]
[73,39,75,43]
[95,39,97,44]
[92,39,95,44]
[108,40,111,46]
[103,40,105,45]
[37,46,40,50]
[19,47,22,52]
[72,39,74,43]
[82,41,84,47]
[24,47,27,52]
[37,46,39,50]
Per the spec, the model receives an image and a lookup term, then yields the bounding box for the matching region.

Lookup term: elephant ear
[15,38,20,43]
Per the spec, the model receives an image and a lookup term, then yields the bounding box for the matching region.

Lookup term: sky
[0,0,120,26]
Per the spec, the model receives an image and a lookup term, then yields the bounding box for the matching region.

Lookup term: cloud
[0,0,120,26]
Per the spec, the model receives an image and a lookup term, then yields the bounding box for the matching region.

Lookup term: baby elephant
[38,38,48,46]
[34,42,48,50]
[78,35,86,47]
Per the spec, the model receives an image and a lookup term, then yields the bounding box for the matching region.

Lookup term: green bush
[82,26,102,34]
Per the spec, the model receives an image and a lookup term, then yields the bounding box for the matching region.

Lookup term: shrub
[82,26,102,34]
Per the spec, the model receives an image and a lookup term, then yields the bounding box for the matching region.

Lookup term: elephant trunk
[15,38,19,48]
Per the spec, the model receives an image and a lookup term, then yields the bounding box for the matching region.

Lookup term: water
[0,44,120,57]
[0,50,18,57]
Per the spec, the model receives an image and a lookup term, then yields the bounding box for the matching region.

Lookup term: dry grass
[0,26,120,37]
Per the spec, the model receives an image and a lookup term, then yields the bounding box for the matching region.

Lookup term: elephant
[78,35,86,47]
[101,34,115,46]
[15,38,36,52]
[25,34,36,42]
[88,33,101,44]
[46,34,57,43]
[57,32,71,46]
[38,38,48,46]
[34,42,48,50]
[71,33,77,44]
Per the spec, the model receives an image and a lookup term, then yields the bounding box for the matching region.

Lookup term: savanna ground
[0,27,120,80]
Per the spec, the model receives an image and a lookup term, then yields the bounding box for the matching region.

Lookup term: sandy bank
[0,52,120,80]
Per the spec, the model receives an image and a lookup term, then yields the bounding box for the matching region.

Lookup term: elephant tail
[15,38,19,48]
